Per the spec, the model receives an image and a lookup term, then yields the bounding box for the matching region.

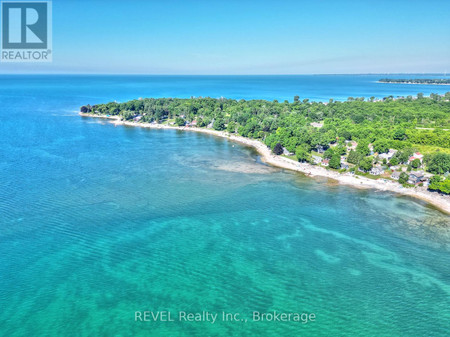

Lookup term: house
[133,115,142,122]
[408,171,425,185]
[370,167,384,175]
[391,171,402,180]
[378,149,397,160]
[312,155,322,165]
[190,120,198,127]
[409,152,424,163]
[341,163,349,169]
[322,159,329,167]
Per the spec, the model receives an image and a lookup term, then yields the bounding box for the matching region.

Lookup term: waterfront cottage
[391,171,401,180]
[312,155,322,165]
[370,167,384,175]
[408,152,424,163]
[378,149,397,160]
[408,171,425,185]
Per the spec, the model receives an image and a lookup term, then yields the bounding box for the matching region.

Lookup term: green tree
[438,179,450,194]
[426,153,450,174]
[329,154,341,169]
[411,158,421,169]
[295,145,310,163]
[347,150,363,164]
[389,157,399,166]
[373,139,389,154]
[323,147,335,159]
[175,117,185,126]
[399,172,409,184]
[213,119,226,131]
[227,121,237,133]
[356,140,370,156]
[359,157,373,172]
[393,128,406,140]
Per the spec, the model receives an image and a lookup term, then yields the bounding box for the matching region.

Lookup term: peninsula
[379,78,450,85]
[80,94,450,213]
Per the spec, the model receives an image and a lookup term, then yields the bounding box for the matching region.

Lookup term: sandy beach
[80,113,450,215]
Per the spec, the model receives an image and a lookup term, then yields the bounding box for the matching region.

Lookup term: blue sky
[1,0,449,74]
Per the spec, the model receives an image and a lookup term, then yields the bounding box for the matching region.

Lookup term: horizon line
[0,72,449,76]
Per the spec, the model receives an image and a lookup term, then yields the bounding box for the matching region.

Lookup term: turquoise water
[0,75,449,336]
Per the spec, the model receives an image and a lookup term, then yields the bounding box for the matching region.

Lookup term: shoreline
[80,113,450,215]
[378,81,450,85]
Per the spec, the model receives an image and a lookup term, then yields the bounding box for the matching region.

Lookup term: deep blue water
[0,75,449,336]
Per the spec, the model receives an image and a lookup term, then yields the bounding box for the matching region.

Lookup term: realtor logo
[1,1,52,62]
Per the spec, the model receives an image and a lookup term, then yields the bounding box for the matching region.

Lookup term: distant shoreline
[80,112,450,215]
[379,79,450,85]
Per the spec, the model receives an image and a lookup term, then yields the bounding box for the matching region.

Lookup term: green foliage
[393,128,406,140]
[87,95,450,166]
[373,139,389,154]
[389,157,399,166]
[175,117,185,126]
[394,149,413,164]
[411,158,421,169]
[335,145,347,155]
[428,175,450,194]
[425,153,450,174]
[399,172,409,184]
[227,121,237,133]
[329,154,341,169]
[347,150,363,164]
[213,118,226,131]
[295,145,310,163]
[359,157,373,172]
[356,140,370,156]
[323,148,335,159]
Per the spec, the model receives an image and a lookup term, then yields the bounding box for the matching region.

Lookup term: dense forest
[379,79,450,85]
[81,93,450,194]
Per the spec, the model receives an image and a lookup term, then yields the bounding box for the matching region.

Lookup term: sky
[1,0,449,74]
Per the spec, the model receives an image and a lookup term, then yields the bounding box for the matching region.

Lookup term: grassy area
[281,155,298,161]
[355,171,381,180]
[310,151,323,157]
[412,144,450,154]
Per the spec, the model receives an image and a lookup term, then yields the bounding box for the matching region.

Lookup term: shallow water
[0,75,449,336]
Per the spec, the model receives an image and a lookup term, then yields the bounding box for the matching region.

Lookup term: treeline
[82,94,450,151]
[379,78,450,85]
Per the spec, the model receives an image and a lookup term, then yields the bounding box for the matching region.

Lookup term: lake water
[0,75,449,336]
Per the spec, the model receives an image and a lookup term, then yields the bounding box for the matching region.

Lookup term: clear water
[0,75,449,336]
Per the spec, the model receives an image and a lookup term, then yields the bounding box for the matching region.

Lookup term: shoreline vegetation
[379,78,450,85]
[79,94,450,214]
